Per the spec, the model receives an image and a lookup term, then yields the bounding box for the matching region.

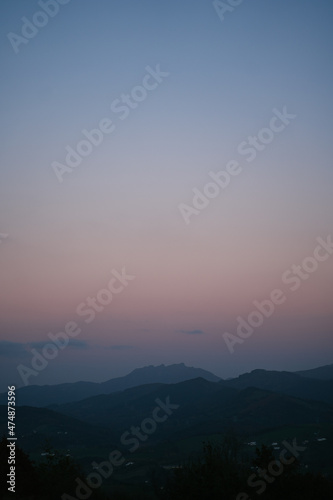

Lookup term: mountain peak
[125,363,220,383]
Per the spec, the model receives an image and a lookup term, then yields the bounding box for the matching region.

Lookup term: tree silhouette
[163,435,245,499]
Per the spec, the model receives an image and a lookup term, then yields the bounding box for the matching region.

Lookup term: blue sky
[0,0,332,390]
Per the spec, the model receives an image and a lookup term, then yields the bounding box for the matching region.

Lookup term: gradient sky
[0,0,332,391]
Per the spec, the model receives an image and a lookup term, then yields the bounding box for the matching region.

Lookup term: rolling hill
[0,363,221,407]
[296,363,333,380]
[51,377,333,440]
[0,404,118,453]
[1,375,332,465]
[221,369,333,405]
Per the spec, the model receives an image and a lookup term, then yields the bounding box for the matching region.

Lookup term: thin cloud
[29,339,88,349]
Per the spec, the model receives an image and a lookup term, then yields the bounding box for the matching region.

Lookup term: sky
[0,0,332,391]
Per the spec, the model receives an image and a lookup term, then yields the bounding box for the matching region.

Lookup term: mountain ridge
[0,363,220,407]
[2,377,332,456]
[1,362,332,408]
